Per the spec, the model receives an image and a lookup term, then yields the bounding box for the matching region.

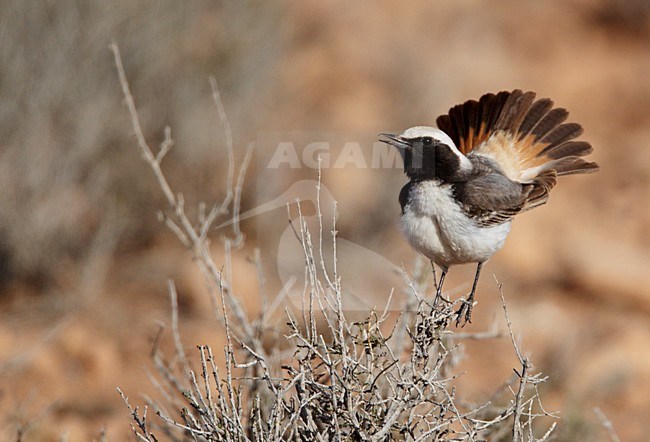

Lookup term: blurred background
[1,0,649,440]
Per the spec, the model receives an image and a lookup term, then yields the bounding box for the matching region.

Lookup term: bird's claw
[455,299,474,327]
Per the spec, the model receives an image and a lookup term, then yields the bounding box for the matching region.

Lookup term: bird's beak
[379,133,410,150]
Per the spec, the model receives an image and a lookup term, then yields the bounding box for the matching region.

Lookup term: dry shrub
[111,44,562,442]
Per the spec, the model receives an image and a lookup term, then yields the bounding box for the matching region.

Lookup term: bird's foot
[455,299,474,327]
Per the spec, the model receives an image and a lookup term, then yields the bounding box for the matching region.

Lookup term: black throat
[403,142,466,182]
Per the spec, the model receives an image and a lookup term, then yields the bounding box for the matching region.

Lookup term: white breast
[400,181,511,269]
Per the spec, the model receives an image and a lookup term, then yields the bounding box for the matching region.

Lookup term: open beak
[379,133,410,149]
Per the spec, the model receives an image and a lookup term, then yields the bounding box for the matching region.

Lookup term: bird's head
[380,126,472,182]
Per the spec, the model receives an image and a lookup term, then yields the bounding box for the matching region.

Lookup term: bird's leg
[430,260,437,291]
[433,266,448,307]
[456,262,483,327]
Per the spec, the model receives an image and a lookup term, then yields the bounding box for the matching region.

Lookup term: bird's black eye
[421,136,433,146]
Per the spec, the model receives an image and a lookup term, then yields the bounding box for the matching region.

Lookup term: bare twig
[594,407,620,442]
[495,276,557,442]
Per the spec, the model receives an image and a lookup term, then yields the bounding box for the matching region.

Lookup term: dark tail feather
[548,157,599,176]
[450,104,467,151]
[518,98,553,139]
[544,141,593,159]
[436,90,598,180]
[540,123,584,152]
[476,93,495,142]
[462,99,480,151]
[486,91,511,133]
[436,114,452,141]
[494,90,536,132]
[531,108,569,140]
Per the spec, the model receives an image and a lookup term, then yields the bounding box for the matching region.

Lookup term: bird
[380,90,599,326]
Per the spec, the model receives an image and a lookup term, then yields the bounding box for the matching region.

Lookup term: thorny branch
[110,41,257,342]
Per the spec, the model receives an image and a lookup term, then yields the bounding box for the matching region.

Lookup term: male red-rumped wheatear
[380,90,599,326]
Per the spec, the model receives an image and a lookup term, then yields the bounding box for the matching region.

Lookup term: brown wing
[453,157,558,227]
[437,90,598,213]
